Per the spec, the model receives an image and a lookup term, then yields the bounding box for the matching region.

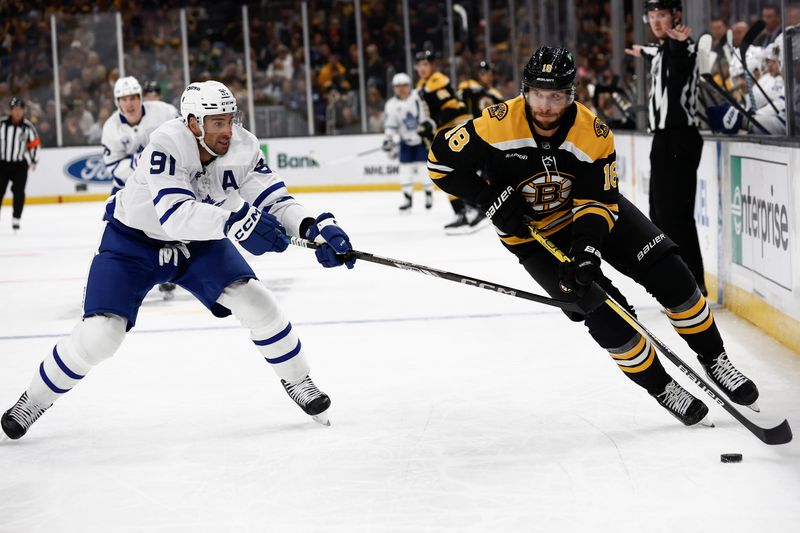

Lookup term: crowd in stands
[0,0,794,147]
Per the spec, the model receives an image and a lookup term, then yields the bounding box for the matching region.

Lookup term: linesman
[0,97,40,233]
[625,0,706,294]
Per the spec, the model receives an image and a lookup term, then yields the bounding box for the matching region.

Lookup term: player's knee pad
[641,251,698,309]
[223,278,286,334]
[67,314,127,367]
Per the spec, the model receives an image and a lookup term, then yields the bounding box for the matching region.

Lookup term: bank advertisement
[729,148,792,293]
[258,134,401,187]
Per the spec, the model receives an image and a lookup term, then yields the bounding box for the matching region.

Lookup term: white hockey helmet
[180,80,238,157]
[113,76,142,107]
[392,72,412,86]
[730,46,765,78]
[180,80,238,124]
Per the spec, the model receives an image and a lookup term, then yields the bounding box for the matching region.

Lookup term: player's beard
[531,111,563,132]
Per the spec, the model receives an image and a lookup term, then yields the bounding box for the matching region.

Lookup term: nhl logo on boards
[488,103,508,121]
[594,117,610,138]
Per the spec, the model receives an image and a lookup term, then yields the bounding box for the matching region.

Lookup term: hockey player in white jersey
[382,73,434,211]
[102,76,179,194]
[102,76,180,299]
[1,81,356,441]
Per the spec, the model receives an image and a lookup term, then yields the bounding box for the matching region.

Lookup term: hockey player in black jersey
[625,0,706,295]
[427,46,760,427]
[415,50,487,235]
[458,61,504,119]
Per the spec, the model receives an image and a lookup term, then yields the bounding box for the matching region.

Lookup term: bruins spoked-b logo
[593,117,610,138]
[487,102,508,121]
[519,171,574,213]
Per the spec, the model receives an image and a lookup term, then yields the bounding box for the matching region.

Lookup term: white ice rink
[1,192,799,533]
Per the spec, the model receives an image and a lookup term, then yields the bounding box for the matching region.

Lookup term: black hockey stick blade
[527,227,793,445]
[756,418,793,445]
[288,237,597,314]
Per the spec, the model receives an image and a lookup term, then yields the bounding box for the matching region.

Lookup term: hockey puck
[720,453,743,463]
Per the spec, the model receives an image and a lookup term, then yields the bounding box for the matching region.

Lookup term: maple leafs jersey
[110,118,312,243]
[427,96,619,250]
[101,100,180,190]
[383,90,428,146]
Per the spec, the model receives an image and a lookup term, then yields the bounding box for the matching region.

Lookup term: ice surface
[1,192,798,532]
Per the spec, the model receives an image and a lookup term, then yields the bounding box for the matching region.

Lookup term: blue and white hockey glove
[225,202,289,255]
[305,212,356,269]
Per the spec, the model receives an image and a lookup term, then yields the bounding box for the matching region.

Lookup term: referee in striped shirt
[626,0,706,296]
[1,97,40,232]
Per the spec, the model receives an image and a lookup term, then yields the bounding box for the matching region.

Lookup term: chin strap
[194,120,221,158]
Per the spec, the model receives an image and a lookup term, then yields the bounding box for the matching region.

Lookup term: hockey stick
[526,227,792,445]
[288,237,603,314]
[323,146,385,167]
[699,73,771,134]
[737,20,782,118]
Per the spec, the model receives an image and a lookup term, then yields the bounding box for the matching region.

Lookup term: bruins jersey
[457,80,504,118]
[416,71,472,132]
[427,96,619,249]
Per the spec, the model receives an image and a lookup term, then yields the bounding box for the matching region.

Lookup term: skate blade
[696,415,715,428]
[311,411,331,426]
[745,401,760,413]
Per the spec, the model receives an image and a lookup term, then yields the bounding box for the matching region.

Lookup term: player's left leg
[410,144,434,209]
[178,239,330,424]
[216,279,331,424]
[517,239,709,426]
[606,196,759,408]
[10,163,27,231]
[398,143,415,211]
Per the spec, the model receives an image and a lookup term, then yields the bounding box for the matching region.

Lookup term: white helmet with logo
[392,72,412,86]
[180,80,238,157]
[113,76,142,108]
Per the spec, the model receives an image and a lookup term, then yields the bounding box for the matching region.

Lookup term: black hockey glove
[476,184,532,238]
[558,245,601,294]
[417,118,436,143]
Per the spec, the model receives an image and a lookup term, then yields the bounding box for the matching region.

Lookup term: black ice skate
[425,191,433,209]
[281,375,331,426]
[699,352,760,411]
[159,282,177,301]
[444,212,470,235]
[651,380,711,427]
[1,392,51,440]
[466,206,490,231]
[12,217,20,233]
[399,193,412,212]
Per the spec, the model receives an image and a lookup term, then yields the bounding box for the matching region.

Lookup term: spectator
[754,5,782,47]
[266,45,294,84]
[318,53,347,96]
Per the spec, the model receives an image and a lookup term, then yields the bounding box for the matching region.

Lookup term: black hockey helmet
[9,96,25,109]
[522,46,576,94]
[642,0,682,23]
[142,80,161,95]
[415,49,435,63]
[479,60,493,72]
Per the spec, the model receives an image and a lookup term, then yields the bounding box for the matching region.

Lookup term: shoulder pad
[425,72,451,92]
[562,103,615,162]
